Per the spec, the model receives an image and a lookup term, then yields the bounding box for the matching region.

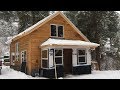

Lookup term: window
[54,49,63,65]
[77,49,87,64]
[58,26,63,37]
[51,25,63,37]
[42,50,48,68]
[51,25,57,36]
[15,42,19,61]
[21,51,27,63]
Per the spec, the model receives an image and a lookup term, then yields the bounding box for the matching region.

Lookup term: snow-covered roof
[7,11,90,44]
[7,12,60,43]
[41,38,100,48]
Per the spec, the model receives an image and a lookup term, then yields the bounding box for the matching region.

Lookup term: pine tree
[64,11,119,70]
[17,11,49,33]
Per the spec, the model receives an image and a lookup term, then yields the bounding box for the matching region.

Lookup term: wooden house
[9,11,100,78]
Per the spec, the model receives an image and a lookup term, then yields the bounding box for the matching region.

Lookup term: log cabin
[8,11,100,78]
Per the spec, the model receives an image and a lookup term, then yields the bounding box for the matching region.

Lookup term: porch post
[72,48,77,66]
[86,48,92,65]
[49,48,54,68]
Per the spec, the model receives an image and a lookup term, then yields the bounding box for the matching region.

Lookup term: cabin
[8,11,99,78]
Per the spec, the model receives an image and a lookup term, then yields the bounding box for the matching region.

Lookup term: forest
[0,11,120,70]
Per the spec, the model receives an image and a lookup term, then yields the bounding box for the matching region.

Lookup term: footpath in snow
[1,65,120,79]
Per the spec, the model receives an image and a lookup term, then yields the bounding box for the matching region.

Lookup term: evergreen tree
[17,11,49,33]
[64,11,119,70]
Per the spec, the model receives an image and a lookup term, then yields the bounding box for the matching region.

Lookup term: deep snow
[1,65,120,79]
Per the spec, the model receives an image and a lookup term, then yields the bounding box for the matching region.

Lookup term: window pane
[51,25,57,36]
[55,57,62,64]
[55,50,62,56]
[79,57,86,63]
[42,59,48,68]
[42,50,48,58]
[58,26,63,37]
[78,50,85,55]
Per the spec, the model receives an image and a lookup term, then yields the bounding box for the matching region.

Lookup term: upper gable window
[51,25,63,38]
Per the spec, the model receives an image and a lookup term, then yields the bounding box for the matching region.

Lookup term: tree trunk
[96,47,101,70]
[92,12,101,70]
[95,30,101,70]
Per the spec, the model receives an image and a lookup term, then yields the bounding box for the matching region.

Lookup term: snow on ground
[64,70,120,79]
[0,65,47,79]
[1,65,120,79]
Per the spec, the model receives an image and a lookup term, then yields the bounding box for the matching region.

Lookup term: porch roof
[41,38,100,48]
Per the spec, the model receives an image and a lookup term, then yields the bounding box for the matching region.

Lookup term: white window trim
[15,42,19,61]
[54,48,63,66]
[41,49,49,69]
[21,50,27,64]
[77,49,87,64]
[50,24,64,38]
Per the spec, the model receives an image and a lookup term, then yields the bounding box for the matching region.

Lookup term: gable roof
[11,11,90,42]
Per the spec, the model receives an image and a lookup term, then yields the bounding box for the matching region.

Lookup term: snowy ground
[64,70,120,79]
[0,65,46,79]
[1,65,120,79]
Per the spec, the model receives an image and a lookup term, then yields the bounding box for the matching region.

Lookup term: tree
[64,11,119,70]
[17,11,49,33]
[0,11,18,37]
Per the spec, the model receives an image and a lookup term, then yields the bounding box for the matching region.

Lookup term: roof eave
[12,11,61,41]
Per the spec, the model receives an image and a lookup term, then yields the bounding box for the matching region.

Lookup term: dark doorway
[63,49,72,74]
[21,61,27,74]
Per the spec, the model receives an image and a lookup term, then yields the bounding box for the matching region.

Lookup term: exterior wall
[72,65,91,75]
[39,65,64,78]
[10,35,31,74]
[72,48,91,67]
[72,48,91,75]
[10,40,20,70]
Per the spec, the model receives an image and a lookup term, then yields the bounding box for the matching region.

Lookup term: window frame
[77,49,87,64]
[41,49,49,69]
[21,50,27,64]
[50,24,64,38]
[15,42,19,61]
[54,49,63,66]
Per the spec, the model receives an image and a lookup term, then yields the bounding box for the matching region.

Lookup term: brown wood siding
[10,35,31,74]
[10,14,87,75]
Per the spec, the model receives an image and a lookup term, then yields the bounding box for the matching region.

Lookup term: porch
[39,38,100,78]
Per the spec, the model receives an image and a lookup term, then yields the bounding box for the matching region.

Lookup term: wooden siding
[10,35,31,74]
[10,14,86,75]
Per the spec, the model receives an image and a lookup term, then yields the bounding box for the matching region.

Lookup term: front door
[63,49,72,74]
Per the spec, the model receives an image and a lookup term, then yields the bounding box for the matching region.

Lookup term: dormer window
[51,24,63,38]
